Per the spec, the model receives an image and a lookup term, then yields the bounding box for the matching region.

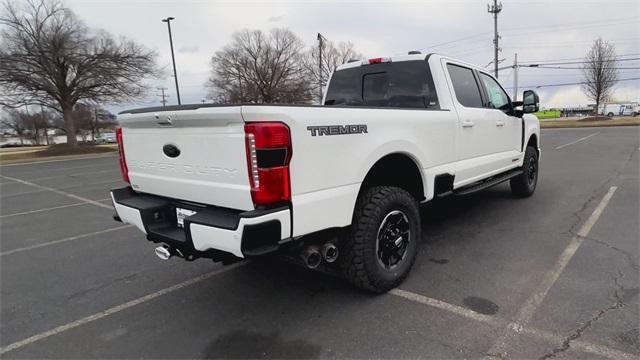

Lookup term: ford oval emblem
[163,144,180,158]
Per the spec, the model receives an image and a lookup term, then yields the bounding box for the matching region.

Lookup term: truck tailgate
[118,107,254,211]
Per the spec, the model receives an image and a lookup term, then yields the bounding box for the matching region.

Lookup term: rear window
[324,60,439,109]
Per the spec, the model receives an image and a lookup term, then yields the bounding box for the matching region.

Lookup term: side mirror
[522,90,539,113]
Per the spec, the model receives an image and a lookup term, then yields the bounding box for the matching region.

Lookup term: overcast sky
[66,0,639,113]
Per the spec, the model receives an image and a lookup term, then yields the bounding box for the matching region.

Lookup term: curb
[541,123,640,129]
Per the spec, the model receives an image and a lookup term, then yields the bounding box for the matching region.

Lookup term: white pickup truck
[112,53,540,292]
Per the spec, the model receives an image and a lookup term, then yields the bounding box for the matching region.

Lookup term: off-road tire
[340,186,420,293]
[510,146,538,197]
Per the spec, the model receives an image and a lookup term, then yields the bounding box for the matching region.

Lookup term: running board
[453,169,523,196]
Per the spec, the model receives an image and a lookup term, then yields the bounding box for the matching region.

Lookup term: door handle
[496,120,505,127]
[462,119,475,128]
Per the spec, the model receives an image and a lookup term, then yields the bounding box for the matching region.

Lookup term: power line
[516,53,640,64]
[416,33,490,52]
[533,66,640,70]
[503,18,639,38]
[503,77,640,89]
[411,16,639,56]
[501,16,640,33]
[518,57,640,66]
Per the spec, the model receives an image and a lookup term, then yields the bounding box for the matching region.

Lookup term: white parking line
[0,198,111,218]
[0,153,116,167]
[555,132,600,149]
[27,169,116,182]
[486,186,618,358]
[0,262,247,355]
[390,288,635,360]
[0,175,113,210]
[0,225,133,256]
[390,289,499,324]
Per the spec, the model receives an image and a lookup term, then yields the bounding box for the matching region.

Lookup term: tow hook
[154,245,171,260]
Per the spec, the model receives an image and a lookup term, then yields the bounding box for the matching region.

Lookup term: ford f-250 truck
[111,53,540,292]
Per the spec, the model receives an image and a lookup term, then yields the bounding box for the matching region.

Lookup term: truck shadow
[197,186,515,359]
[419,184,514,244]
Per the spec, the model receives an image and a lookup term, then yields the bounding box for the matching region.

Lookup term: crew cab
[111,53,540,292]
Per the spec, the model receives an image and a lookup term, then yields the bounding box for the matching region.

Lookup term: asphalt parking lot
[1,126,638,359]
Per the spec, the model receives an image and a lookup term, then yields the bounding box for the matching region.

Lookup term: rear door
[118,106,254,211]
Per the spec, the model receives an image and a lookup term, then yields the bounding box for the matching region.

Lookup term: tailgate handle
[155,114,173,126]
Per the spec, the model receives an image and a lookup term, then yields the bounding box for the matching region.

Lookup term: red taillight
[244,122,292,206]
[115,127,130,184]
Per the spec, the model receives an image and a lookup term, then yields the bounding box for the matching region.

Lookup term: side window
[386,61,439,109]
[446,64,483,108]
[479,72,510,111]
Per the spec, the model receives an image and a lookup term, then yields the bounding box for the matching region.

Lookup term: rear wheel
[607,112,614,117]
[340,186,420,293]
[510,146,538,197]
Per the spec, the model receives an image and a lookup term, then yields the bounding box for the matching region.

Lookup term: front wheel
[510,146,538,197]
[340,186,420,293]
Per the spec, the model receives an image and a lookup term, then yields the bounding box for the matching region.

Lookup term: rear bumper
[111,187,291,259]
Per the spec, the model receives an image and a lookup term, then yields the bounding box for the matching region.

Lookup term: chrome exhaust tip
[300,246,322,269]
[155,246,171,260]
[321,243,339,263]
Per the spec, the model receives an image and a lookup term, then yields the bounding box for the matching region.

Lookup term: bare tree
[0,0,158,147]
[581,38,618,118]
[74,103,116,141]
[206,28,312,104]
[304,40,363,103]
[0,109,30,145]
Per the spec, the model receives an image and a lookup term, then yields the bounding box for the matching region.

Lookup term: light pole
[162,17,181,105]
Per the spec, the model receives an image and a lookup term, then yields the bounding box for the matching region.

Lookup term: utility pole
[162,17,181,105]
[487,0,502,78]
[317,33,327,104]
[512,53,518,101]
[157,87,169,106]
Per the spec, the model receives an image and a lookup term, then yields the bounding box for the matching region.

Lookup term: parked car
[95,132,116,144]
[110,53,541,292]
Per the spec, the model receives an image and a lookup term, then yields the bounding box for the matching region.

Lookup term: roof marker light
[365,57,392,65]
